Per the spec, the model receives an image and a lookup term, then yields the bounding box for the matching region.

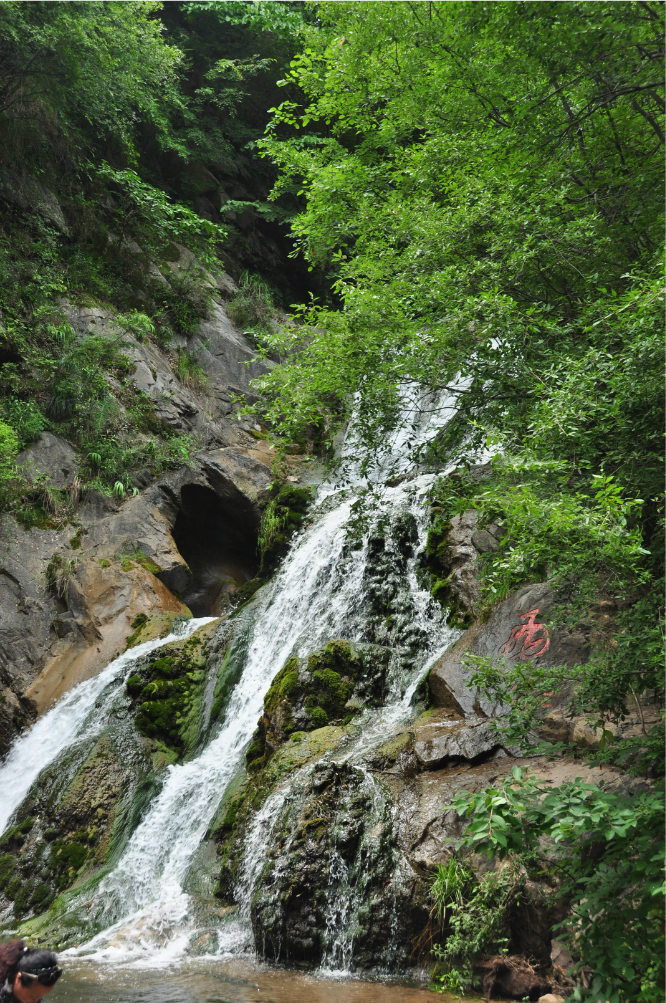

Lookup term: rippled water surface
[51,958,463,1003]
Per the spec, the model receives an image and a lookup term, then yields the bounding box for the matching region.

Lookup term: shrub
[2,399,45,449]
[429,858,519,993]
[227,272,280,347]
[451,767,665,1003]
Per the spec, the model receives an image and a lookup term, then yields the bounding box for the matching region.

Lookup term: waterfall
[0,617,215,836]
[1,393,460,972]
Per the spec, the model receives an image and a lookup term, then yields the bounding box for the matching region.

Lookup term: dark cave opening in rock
[170,484,260,617]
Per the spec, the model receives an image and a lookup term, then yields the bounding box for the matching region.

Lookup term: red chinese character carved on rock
[499,608,550,660]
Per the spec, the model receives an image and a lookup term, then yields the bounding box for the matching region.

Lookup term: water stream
[0,616,216,836]
[0,397,459,981]
[69,474,454,965]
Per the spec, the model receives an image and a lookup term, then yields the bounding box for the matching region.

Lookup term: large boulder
[428,581,589,718]
[17,432,79,490]
[413,710,504,769]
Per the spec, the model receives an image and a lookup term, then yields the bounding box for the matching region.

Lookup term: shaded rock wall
[0,292,275,753]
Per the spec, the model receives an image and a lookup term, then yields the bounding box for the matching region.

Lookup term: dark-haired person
[0,942,62,1003]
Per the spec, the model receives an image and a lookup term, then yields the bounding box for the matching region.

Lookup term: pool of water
[48,957,467,1003]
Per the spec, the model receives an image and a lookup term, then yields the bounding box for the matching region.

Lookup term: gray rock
[414,715,501,768]
[429,582,590,717]
[17,432,79,489]
[435,508,481,622]
[471,528,498,553]
[59,296,269,450]
[190,301,272,405]
[198,447,271,518]
[0,171,70,234]
[77,489,120,521]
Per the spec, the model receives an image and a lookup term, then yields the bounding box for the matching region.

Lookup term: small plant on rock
[227,272,280,347]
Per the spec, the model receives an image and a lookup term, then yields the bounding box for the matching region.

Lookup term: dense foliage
[250,0,665,746]
[452,767,665,1003]
[0,1,306,503]
[240,4,664,1000]
[252,2,663,441]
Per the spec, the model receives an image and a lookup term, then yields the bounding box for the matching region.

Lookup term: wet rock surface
[246,640,391,768]
[249,760,432,971]
[0,620,224,929]
[213,654,627,986]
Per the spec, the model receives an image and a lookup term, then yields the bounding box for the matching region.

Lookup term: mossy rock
[124,610,193,650]
[1,627,222,932]
[0,853,17,890]
[0,817,34,851]
[259,484,313,574]
[209,642,245,724]
[367,731,414,769]
[232,577,266,614]
[247,640,391,770]
[125,620,220,754]
[214,724,350,904]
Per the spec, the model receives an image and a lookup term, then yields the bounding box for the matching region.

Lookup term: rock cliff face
[59,279,270,445]
[0,295,274,755]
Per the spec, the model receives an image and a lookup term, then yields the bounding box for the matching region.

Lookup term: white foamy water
[229,478,459,973]
[75,494,373,959]
[74,472,456,965]
[0,389,463,970]
[0,617,215,835]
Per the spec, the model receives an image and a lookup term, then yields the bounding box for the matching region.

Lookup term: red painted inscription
[499,608,550,660]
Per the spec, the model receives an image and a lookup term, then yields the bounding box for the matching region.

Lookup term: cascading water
[0,617,215,837]
[71,476,454,963]
[0,393,461,974]
[231,478,453,972]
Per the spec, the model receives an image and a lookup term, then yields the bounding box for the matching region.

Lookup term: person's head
[0,942,61,1003]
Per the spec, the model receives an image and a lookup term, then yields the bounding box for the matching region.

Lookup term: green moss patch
[250,639,391,769]
[124,610,193,650]
[125,623,219,754]
[258,484,313,574]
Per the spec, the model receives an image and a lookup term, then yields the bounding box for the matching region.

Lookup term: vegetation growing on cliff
[452,768,665,1003]
[0,0,308,500]
[257,482,312,572]
[241,3,664,1000]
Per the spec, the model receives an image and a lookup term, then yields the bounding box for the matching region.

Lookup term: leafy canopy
[249,0,664,765]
